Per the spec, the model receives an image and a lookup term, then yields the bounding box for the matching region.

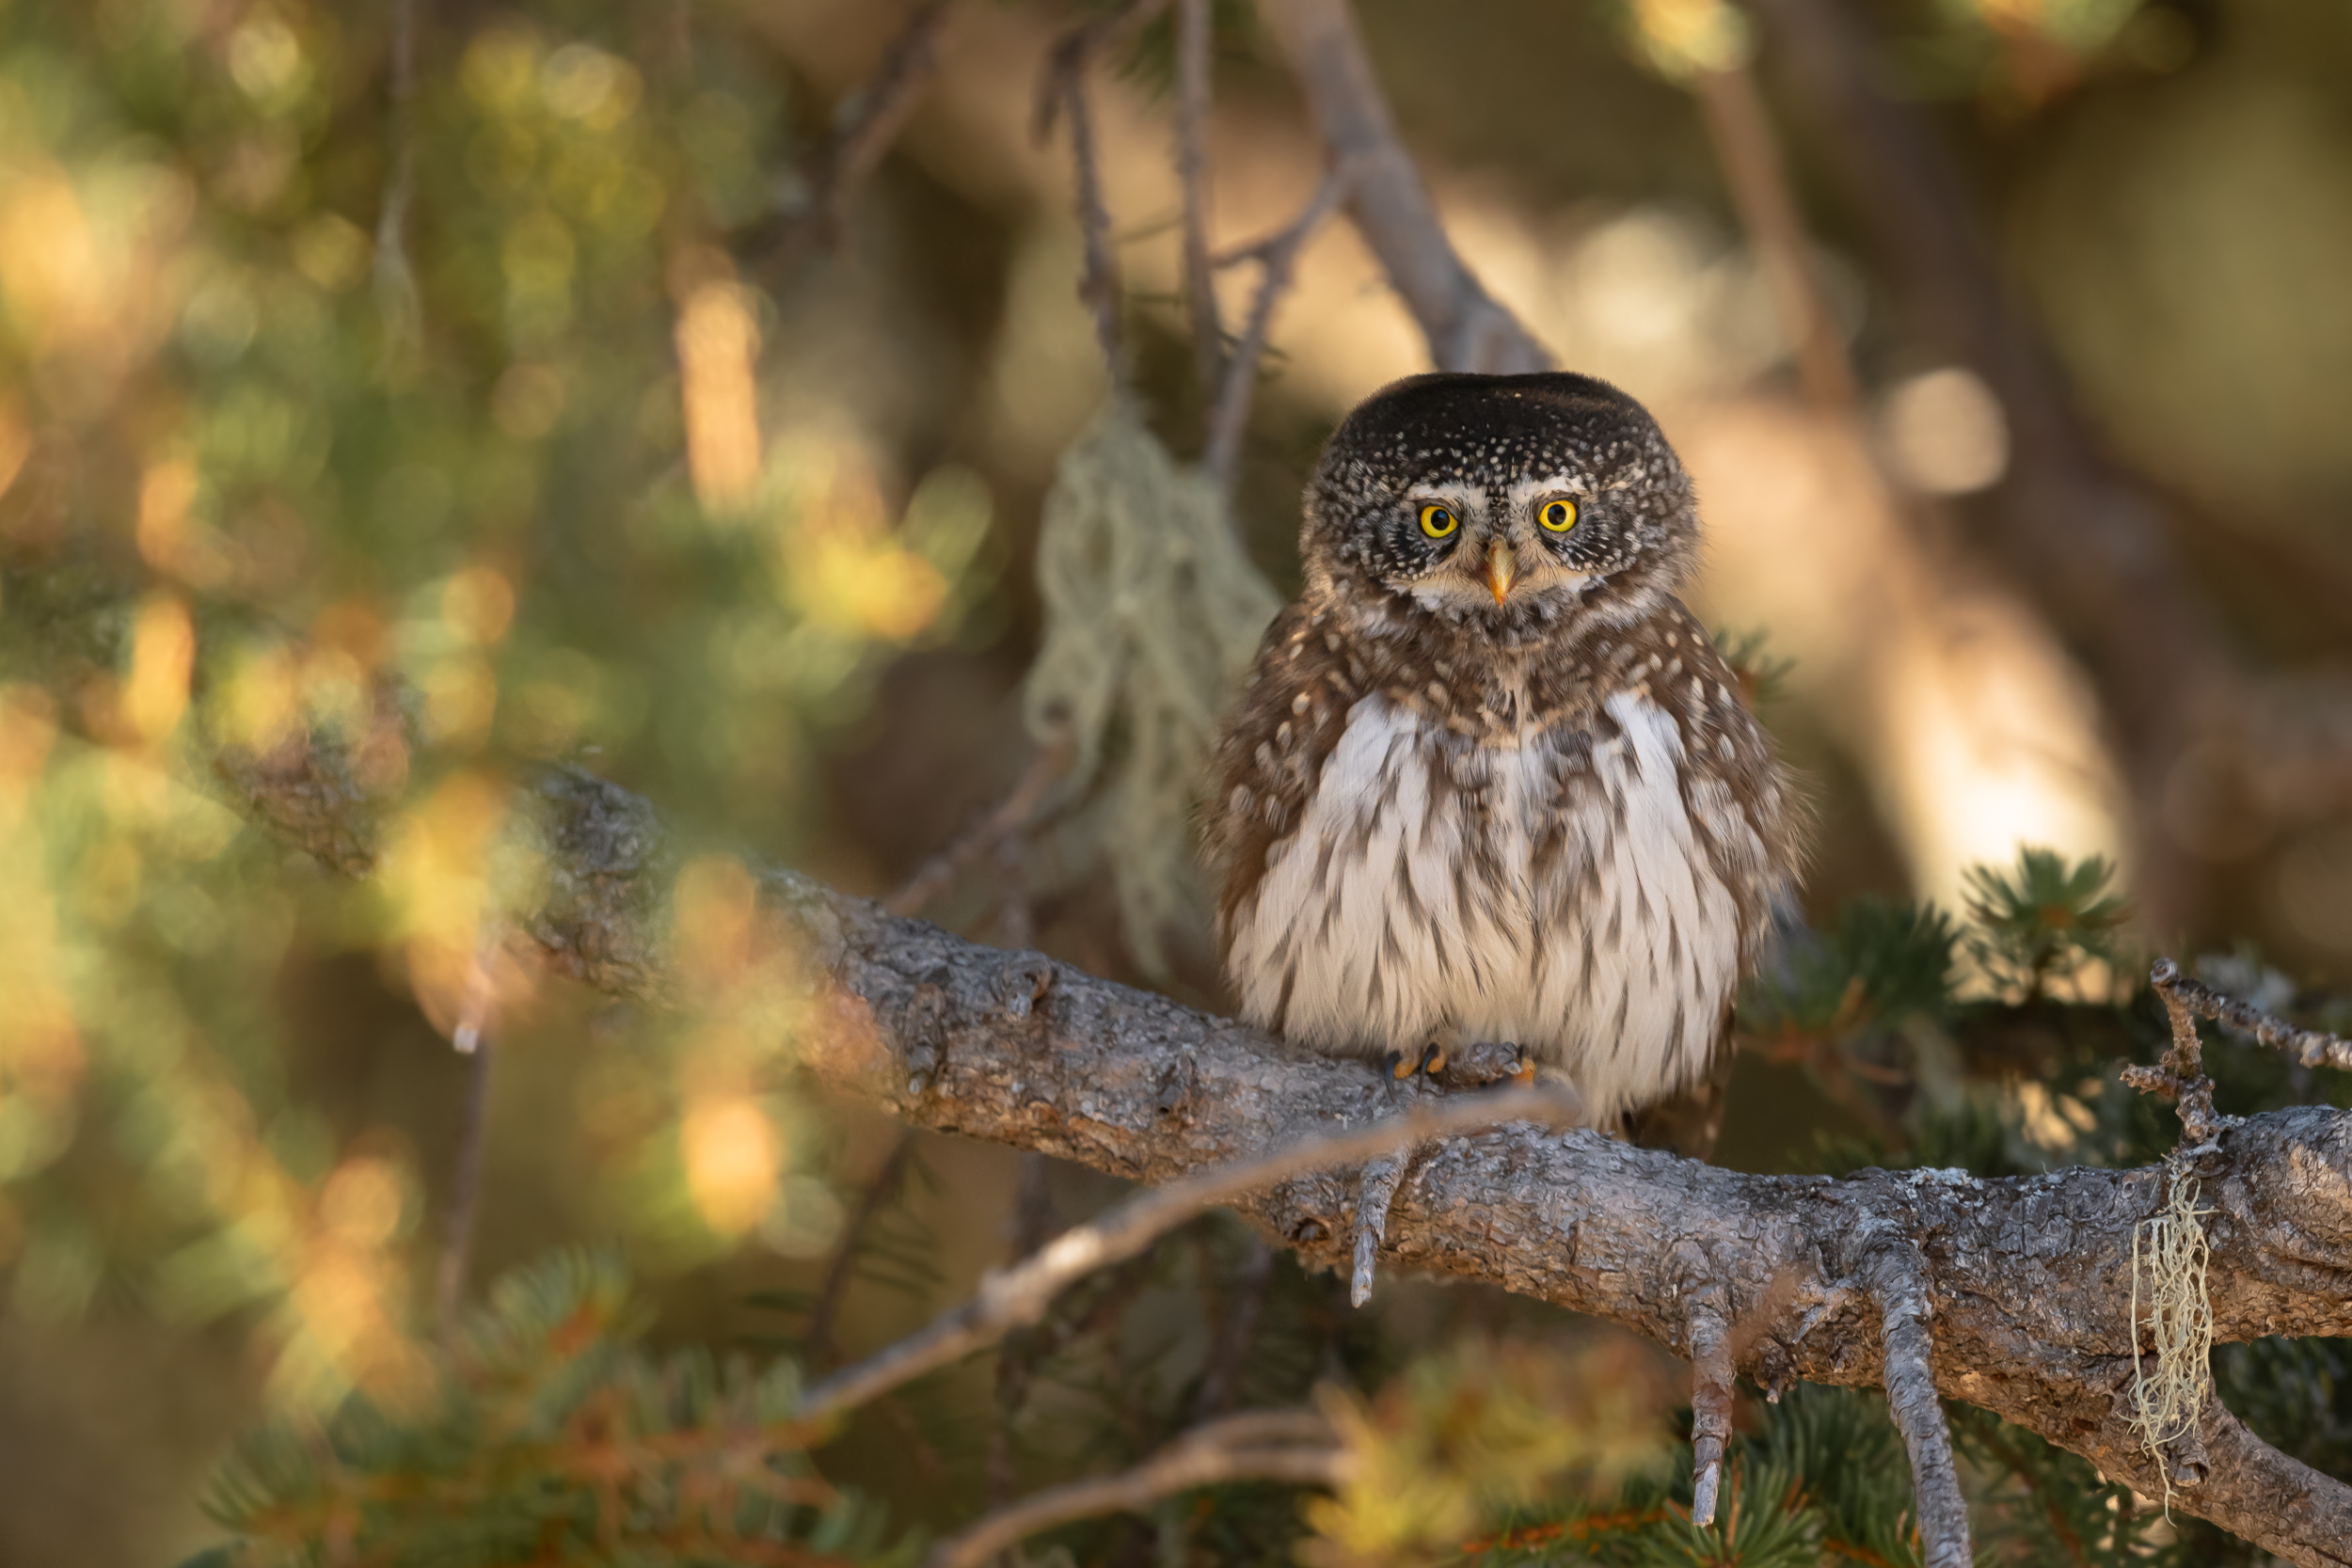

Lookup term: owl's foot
[1380,1040,1449,1091]
[1437,1039,1534,1090]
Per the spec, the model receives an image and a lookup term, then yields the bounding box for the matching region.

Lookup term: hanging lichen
[1023,401,1280,973]
[2128,1168,2214,1512]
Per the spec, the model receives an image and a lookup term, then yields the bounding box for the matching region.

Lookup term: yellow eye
[1539,499,1579,532]
[1418,503,1459,539]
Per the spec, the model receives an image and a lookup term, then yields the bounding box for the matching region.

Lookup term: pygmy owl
[1207,372,1801,1140]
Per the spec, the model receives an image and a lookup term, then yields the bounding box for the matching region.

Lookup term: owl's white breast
[1224,689,1742,1124]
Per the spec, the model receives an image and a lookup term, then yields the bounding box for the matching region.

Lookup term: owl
[1206,372,1801,1144]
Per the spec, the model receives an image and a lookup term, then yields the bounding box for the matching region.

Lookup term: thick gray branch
[210,738,2352,1566]
[1255,0,1549,374]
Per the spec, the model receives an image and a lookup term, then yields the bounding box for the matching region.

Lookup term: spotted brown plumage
[1205,372,1803,1139]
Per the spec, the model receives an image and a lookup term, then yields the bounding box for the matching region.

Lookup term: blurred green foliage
[0,0,988,1433]
[189,1250,914,1568]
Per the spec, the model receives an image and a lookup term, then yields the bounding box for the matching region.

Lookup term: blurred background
[0,0,2349,1561]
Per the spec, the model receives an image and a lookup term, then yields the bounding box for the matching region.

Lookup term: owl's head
[1302,372,1699,645]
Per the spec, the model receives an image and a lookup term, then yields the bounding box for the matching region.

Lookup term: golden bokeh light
[122,594,196,746]
[679,1094,779,1240]
[675,261,764,515]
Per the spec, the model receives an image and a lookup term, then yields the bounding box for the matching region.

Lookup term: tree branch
[1034,0,1175,384]
[884,741,1071,918]
[1255,0,1549,374]
[1740,0,2225,923]
[1685,1296,1734,1528]
[929,1408,1342,1568]
[755,0,955,272]
[794,1081,1579,1429]
[1174,0,1224,404]
[1201,162,1353,496]
[1866,1241,1971,1568]
[1689,61,1855,412]
[206,719,2352,1566]
[2153,957,2352,1074]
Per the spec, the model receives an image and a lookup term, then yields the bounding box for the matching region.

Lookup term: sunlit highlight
[675,256,763,513]
[681,1094,779,1239]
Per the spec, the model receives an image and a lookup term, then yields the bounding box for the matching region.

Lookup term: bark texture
[218,744,2352,1566]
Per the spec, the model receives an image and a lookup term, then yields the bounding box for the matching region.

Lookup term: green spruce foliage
[191,1252,913,1568]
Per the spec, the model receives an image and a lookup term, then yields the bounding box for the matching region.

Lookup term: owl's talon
[1418,1040,1448,1078]
[1386,1050,1415,1081]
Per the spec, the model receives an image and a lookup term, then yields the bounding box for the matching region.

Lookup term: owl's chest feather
[1222,689,1745,1123]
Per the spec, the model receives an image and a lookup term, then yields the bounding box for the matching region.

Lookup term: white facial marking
[1502,471,1582,521]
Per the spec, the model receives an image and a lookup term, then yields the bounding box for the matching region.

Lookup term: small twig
[1035,3,1173,382]
[373,0,424,372]
[803,1131,916,1370]
[795,1083,1580,1429]
[1866,1243,1972,1568]
[1690,61,1855,412]
[1061,71,1122,378]
[929,1408,1343,1568]
[1201,163,1354,495]
[1255,0,1548,374]
[1686,1299,1735,1528]
[885,742,1071,918]
[2152,958,2352,1073]
[1193,1237,1275,1421]
[760,0,954,269]
[1347,1143,1407,1308]
[1174,0,1223,403]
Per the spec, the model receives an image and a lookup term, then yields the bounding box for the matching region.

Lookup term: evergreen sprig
[1962,847,2131,1002]
[186,1250,913,1568]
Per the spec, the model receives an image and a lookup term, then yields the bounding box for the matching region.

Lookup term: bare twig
[2151,958,2352,1074]
[1867,1243,1972,1568]
[1175,0,1223,403]
[759,0,954,270]
[1035,1,1174,381]
[1347,1143,1407,1308]
[795,1083,1580,1428]
[885,742,1071,918]
[930,1408,1343,1568]
[1690,62,1855,411]
[1193,1237,1275,1421]
[803,1131,916,1370]
[1686,1298,1735,1528]
[1201,163,1354,495]
[2140,963,2230,1152]
[1255,0,1548,374]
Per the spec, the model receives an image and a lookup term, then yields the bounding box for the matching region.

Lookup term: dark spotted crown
[1302,372,1702,647]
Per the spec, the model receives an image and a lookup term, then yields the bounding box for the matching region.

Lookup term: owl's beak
[1484,541,1518,606]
